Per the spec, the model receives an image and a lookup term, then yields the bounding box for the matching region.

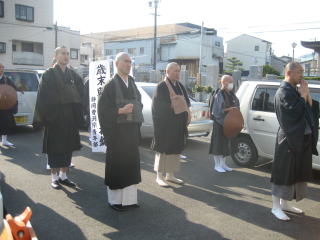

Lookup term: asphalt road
[1,127,319,240]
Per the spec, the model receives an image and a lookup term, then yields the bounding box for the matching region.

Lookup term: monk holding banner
[209,75,242,173]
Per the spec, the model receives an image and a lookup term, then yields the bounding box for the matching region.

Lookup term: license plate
[15,116,27,124]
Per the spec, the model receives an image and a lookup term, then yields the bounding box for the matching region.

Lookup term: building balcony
[12,51,44,66]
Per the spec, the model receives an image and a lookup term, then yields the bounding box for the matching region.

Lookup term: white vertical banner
[89,60,112,153]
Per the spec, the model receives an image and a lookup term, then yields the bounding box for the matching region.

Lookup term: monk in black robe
[209,75,240,173]
[0,63,18,146]
[34,46,84,189]
[151,62,191,187]
[271,62,318,221]
[98,52,143,211]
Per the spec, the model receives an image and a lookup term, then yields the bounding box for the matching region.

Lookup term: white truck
[231,80,320,170]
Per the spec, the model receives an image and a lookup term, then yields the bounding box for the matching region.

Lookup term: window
[254,45,260,51]
[215,41,221,47]
[70,49,79,59]
[140,47,144,55]
[105,49,113,56]
[116,49,124,54]
[21,42,34,52]
[251,87,277,112]
[0,42,6,53]
[128,48,136,56]
[0,1,4,18]
[12,44,16,52]
[5,71,39,91]
[15,4,34,22]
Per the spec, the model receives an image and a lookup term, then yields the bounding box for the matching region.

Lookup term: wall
[226,35,271,70]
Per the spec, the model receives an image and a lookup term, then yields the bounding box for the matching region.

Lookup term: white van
[4,69,39,126]
[232,80,320,170]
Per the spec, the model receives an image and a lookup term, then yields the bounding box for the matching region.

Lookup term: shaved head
[115,52,131,64]
[166,62,180,71]
[285,62,304,85]
[220,75,234,91]
[166,62,180,82]
[115,52,132,76]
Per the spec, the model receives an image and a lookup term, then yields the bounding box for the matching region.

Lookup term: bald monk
[151,62,191,187]
[209,75,240,173]
[98,52,143,211]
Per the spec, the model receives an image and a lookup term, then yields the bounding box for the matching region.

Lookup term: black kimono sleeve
[276,88,306,151]
[33,70,60,127]
[97,81,118,147]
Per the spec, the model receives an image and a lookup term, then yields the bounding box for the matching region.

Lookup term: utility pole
[198,21,204,86]
[151,0,159,70]
[54,21,58,48]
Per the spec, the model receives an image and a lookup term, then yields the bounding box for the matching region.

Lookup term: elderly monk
[209,75,240,173]
[151,62,191,187]
[98,52,143,211]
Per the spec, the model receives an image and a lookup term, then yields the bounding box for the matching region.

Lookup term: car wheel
[231,136,258,167]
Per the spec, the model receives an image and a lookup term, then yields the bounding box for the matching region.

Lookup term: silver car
[136,82,213,138]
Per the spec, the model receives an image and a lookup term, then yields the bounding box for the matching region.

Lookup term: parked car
[4,69,39,126]
[136,82,212,138]
[231,80,320,170]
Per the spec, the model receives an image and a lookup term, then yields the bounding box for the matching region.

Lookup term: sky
[54,0,320,58]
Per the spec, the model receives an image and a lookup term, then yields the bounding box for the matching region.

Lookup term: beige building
[0,0,80,70]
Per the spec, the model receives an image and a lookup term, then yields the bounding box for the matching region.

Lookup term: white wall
[104,39,154,65]
[226,34,271,70]
[0,0,80,69]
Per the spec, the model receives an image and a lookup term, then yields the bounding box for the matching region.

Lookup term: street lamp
[292,42,297,61]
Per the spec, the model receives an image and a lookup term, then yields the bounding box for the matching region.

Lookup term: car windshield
[4,71,39,92]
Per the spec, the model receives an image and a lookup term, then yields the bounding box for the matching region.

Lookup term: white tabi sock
[280,199,303,214]
[213,155,225,173]
[51,173,59,182]
[59,171,67,181]
[271,195,290,221]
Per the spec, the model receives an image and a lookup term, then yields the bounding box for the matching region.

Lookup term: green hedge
[277,76,320,80]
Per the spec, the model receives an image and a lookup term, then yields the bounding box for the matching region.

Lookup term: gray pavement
[1,127,319,240]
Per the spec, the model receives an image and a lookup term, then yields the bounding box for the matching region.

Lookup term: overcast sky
[54,0,320,58]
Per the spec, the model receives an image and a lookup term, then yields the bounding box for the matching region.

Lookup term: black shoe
[51,180,61,189]
[127,204,140,209]
[109,204,128,212]
[59,178,76,188]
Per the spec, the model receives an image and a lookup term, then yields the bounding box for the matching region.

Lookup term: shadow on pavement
[2,182,87,240]
[60,167,230,240]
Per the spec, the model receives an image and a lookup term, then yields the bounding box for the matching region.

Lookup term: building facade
[102,23,224,82]
[226,34,272,71]
[0,0,80,70]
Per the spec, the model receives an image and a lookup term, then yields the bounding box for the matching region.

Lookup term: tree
[263,65,280,76]
[224,57,244,73]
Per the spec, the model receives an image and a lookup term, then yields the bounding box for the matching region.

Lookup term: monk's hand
[299,80,309,100]
[119,104,133,114]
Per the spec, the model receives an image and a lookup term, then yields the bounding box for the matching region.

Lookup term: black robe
[151,79,191,154]
[33,65,84,154]
[98,74,142,190]
[271,81,318,185]
[0,75,18,135]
